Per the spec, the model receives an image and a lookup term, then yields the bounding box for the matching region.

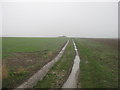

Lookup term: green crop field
[2,37,68,88]
[2,37,118,88]
[2,37,68,58]
[74,38,118,88]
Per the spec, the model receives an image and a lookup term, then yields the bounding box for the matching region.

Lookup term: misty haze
[2,2,118,38]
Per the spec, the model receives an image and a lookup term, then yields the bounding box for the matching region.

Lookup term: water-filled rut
[62,40,80,88]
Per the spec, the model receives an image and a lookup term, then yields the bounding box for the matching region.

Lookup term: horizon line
[1,36,118,39]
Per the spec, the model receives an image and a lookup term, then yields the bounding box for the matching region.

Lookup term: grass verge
[74,38,118,88]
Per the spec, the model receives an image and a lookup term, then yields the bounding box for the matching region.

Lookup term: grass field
[74,38,118,88]
[2,37,67,88]
[34,40,75,88]
[2,37,68,58]
[2,37,118,88]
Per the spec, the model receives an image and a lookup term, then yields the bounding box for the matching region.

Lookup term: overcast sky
[1,0,118,38]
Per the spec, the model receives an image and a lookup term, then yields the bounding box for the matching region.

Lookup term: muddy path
[62,40,80,88]
[15,40,69,89]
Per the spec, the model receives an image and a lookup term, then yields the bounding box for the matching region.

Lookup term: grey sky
[1,1,118,38]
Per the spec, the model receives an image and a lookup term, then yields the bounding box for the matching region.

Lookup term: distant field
[2,37,67,58]
[2,37,67,88]
[74,38,118,88]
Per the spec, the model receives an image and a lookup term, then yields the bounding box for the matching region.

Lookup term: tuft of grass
[16,66,28,74]
[34,40,75,88]
[3,70,29,88]
[2,65,8,79]
[74,38,118,88]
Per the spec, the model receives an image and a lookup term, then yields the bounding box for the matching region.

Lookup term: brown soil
[3,51,56,71]
[2,51,57,88]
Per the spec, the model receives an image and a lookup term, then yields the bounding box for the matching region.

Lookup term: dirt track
[15,40,69,89]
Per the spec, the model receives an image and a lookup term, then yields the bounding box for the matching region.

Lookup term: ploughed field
[74,38,118,88]
[2,37,68,88]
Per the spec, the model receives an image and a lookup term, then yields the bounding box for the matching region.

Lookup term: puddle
[62,40,80,88]
[16,40,69,89]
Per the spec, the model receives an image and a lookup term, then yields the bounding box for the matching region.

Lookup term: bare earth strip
[15,40,69,89]
[62,40,80,88]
